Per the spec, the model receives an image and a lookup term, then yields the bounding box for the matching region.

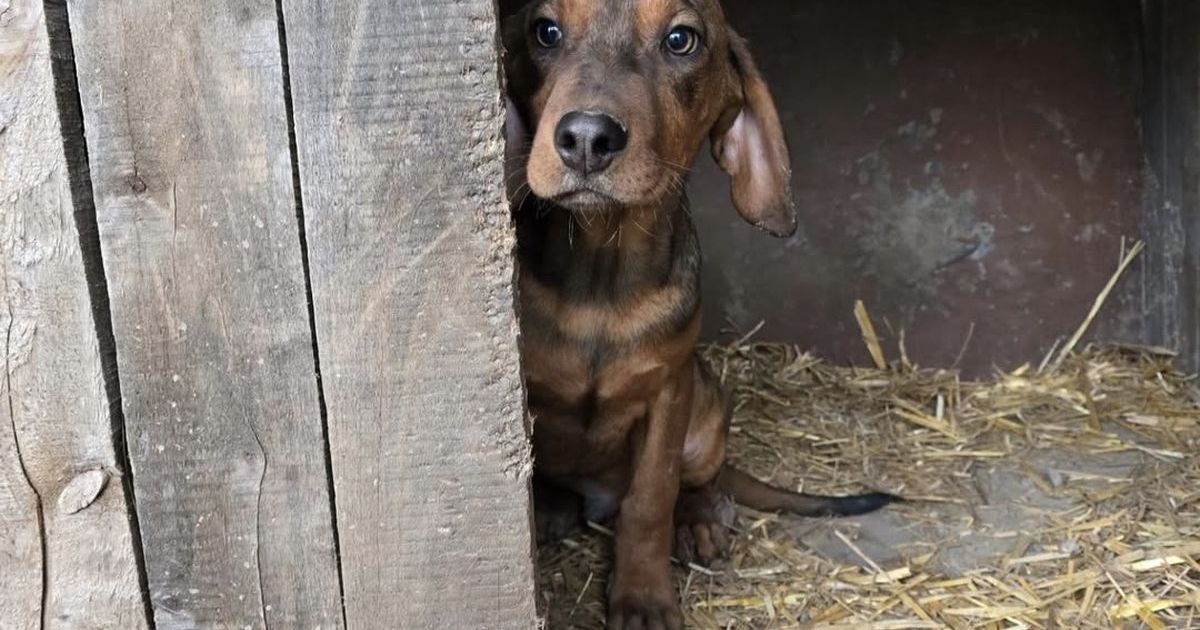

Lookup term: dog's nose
[554,111,627,175]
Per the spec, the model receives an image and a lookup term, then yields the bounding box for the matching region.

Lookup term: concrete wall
[693,0,1145,375]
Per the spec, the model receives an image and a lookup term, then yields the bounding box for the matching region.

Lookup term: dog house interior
[525,0,1200,627]
[679,0,1194,377]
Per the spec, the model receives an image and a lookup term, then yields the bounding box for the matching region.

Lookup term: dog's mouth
[553,187,621,212]
[540,167,679,214]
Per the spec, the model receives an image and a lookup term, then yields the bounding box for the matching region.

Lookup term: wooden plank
[1138,0,1200,373]
[0,2,149,628]
[282,0,538,627]
[66,1,343,627]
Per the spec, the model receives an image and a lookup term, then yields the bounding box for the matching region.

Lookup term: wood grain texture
[282,0,538,627]
[66,0,343,627]
[1138,0,1200,373]
[0,2,149,628]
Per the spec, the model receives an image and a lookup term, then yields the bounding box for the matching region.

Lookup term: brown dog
[502,1,897,627]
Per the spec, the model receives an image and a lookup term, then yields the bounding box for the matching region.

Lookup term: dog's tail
[718,465,900,517]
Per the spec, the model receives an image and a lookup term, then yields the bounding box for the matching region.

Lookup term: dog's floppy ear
[504,97,530,203]
[501,8,535,204]
[710,32,797,237]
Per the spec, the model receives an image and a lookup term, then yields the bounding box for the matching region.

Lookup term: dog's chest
[518,305,671,416]
[521,330,672,480]
[514,208,702,444]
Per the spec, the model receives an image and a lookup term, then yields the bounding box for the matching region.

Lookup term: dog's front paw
[607,584,682,630]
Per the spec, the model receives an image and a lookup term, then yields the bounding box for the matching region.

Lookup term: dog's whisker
[504,179,527,199]
[507,181,532,206]
[504,163,531,187]
[646,152,688,170]
[503,164,531,183]
[603,223,620,246]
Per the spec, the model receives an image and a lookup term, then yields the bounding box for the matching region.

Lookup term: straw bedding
[536,264,1199,630]
[537,341,1199,629]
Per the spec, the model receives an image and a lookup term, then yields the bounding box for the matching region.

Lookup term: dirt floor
[536,342,1200,629]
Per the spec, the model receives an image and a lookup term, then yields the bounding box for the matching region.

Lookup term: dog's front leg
[608,376,691,630]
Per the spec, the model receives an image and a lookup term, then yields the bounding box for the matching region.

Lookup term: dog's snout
[554,111,628,175]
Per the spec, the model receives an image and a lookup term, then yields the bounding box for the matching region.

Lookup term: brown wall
[693,0,1144,375]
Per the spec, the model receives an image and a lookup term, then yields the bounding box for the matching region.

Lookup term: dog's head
[503,0,796,237]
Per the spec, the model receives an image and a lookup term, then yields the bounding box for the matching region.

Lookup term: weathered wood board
[1139,0,1200,374]
[0,2,148,628]
[67,1,343,627]
[282,0,538,627]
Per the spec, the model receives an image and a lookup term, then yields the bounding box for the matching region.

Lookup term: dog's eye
[534,19,563,48]
[664,26,699,56]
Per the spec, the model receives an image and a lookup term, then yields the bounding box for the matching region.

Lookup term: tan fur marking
[635,0,675,42]
[556,0,597,35]
[522,340,591,407]
[521,274,689,342]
